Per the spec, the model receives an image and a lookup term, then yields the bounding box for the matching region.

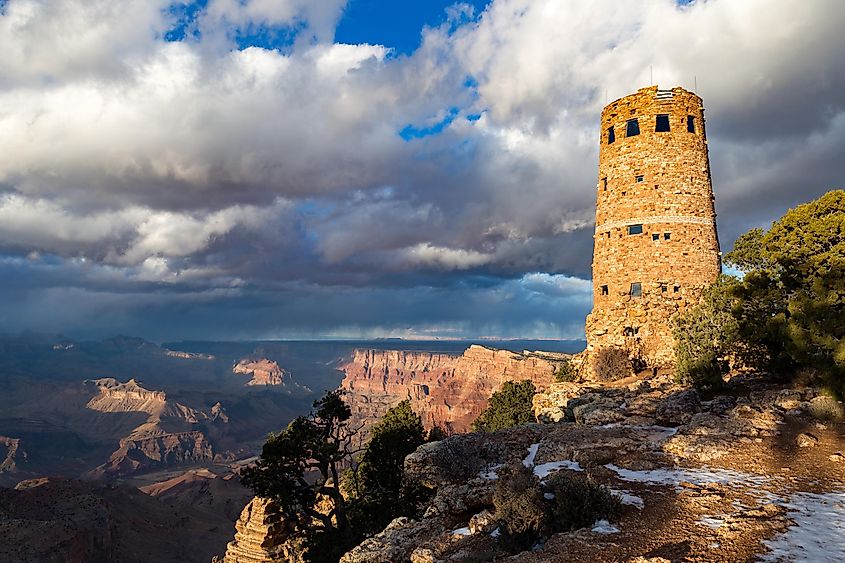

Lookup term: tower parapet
[585,85,721,366]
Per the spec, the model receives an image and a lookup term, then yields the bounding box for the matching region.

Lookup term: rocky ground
[337,373,845,562]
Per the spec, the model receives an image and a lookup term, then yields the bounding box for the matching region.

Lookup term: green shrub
[349,400,426,535]
[472,380,536,432]
[492,464,549,553]
[554,359,576,383]
[544,472,621,532]
[672,276,740,389]
[591,347,631,382]
[724,190,845,396]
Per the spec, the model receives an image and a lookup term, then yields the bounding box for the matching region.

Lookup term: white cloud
[0,0,843,337]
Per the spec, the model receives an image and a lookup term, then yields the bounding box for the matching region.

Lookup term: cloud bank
[0,0,842,340]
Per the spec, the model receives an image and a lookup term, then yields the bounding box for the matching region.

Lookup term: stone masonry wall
[585,86,721,365]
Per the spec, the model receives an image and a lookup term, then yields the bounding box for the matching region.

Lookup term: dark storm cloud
[0,0,843,339]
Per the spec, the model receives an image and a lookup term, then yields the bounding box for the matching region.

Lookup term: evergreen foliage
[553,358,576,382]
[242,393,430,561]
[471,380,536,432]
[347,400,427,535]
[674,190,845,395]
[241,390,358,561]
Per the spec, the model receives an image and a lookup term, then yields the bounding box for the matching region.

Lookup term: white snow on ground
[591,519,620,534]
[451,527,471,536]
[478,463,505,480]
[490,527,500,538]
[605,464,771,491]
[534,460,583,478]
[610,488,645,509]
[523,443,540,467]
[760,491,845,562]
[698,516,725,529]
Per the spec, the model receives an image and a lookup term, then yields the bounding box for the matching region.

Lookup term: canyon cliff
[233,359,289,386]
[339,345,567,436]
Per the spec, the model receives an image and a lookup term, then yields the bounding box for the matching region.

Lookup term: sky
[0,0,843,342]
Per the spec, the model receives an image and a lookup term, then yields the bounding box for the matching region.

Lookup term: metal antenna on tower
[650,65,653,86]
[695,75,698,92]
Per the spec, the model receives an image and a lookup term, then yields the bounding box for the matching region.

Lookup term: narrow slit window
[630,282,642,297]
[655,114,670,132]
[673,284,680,293]
[627,224,643,235]
[626,118,640,137]
[602,177,608,190]
[600,285,608,296]
[635,174,644,183]
[652,233,660,241]
[607,126,615,144]
[664,232,671,240]
[687,115,696,133]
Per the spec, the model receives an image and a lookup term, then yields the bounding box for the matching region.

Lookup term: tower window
[626,118,640,137]
[652,233,659,241]
[602,177,608,190]
[607,126,615,144]
[687,115,696,133]
[664,232,671,240]
[630,283,642,297]
[600,285,608,296]
[627,224,643,235]
[635,175,644,183]
[623,326,639,337]
[655,114,670,132]
[673,284,680,293]
[660,283,668,293]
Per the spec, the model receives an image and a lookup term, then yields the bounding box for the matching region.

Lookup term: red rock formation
[233,359,288,386]
[339,345,566,436]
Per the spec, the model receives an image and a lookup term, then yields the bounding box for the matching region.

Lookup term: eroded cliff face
[219,497,303,563]
[233,359,288,386]
[339,345,566,436]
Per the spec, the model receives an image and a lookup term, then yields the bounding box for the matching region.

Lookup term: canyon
[339,345,568,436]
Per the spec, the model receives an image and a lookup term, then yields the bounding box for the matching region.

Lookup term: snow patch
[591,519,619,534]
[523,443,540,467]
[698,516,725,529]
[611,488,645,509]
[761,491,845,562]
[451,526,471,537]
[534,460,583,478]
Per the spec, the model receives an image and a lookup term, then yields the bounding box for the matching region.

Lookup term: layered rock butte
[233,359,289,386]
[339,345,568,436]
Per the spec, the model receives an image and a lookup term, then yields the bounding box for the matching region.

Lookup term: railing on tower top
[655,89,674,100]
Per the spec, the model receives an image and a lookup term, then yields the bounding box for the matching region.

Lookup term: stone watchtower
[585,86,721,365]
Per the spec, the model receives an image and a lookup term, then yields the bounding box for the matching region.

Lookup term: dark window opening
[626,118,640,137]
[673,284,680,293]
[630,282,642,297]
[621,191,626,196]
[607,126,615,144]
[687,115,696,133]
[635,174,644,183]
[600,285,608,296]
[623,326,639,337]
[627,224,643,235]
[602,177,608,190]
[655,114,670,132]
[664,232,671,240]
[652,233,660,241]
[660,284,668,293]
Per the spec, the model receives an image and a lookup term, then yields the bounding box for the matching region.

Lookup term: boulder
[654,389,701,426]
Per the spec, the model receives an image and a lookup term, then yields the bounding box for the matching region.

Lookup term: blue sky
[0,0,843,341]
[336,0,491,54]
